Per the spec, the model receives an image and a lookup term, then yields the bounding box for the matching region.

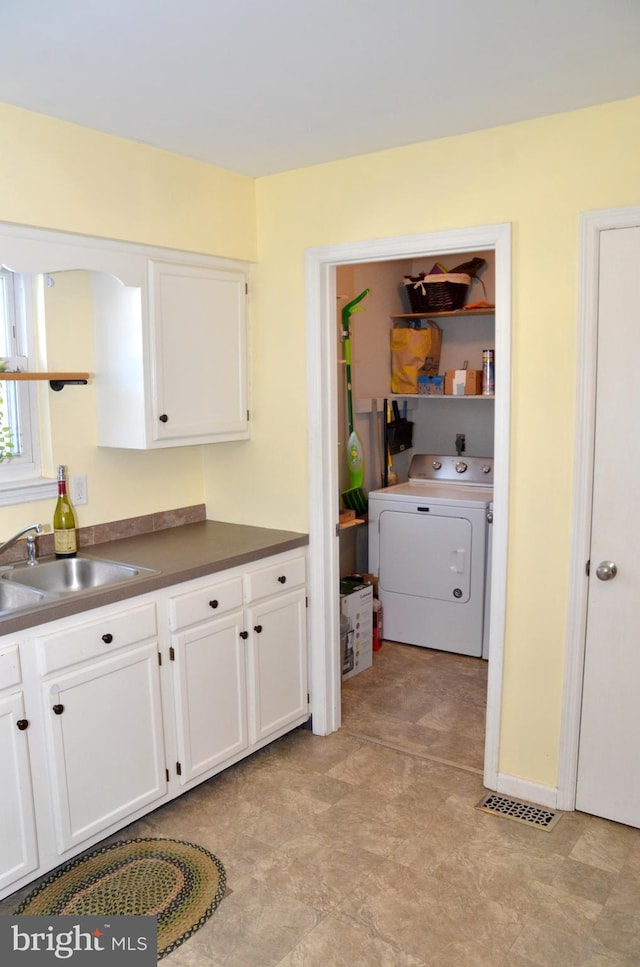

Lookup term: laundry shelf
[391,393,495,401]
[356,395,494,413]
[392,308,495,320]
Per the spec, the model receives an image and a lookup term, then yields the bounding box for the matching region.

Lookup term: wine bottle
[53,465,78,558]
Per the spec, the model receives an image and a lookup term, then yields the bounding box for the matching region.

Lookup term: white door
[379,511,472,601]
[149,260,249,443]
[576,224,640,828]
[171,610,249,784]
[0,691,38,891]
[44,642,167,852]
[246,588,308,744]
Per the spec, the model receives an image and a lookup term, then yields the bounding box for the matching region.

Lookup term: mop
[340,288,369,515]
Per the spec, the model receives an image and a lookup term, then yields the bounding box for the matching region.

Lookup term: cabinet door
[149,260,249,445]
[0,691,39,891]
[246,588,308,744]
[172,610,248,784]
[42,642,166,854]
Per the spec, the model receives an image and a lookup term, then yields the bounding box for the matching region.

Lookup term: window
[0,270,53,504]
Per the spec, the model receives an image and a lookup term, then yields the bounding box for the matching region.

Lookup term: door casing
[305,224,512,791]
[559,205,640,810]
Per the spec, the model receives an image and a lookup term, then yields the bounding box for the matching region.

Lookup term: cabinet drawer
[244,555,306,603]
[37,602,158,675]
[0,643,21,691]
[169,576,243,630]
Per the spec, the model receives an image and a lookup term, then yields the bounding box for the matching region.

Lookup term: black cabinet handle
[209,599,219,609]
[277,575,287,584]
[16,719,29,731]
[102,633,113,644]
[159,414,169,423]
[52,704,64,715]
[239,631,249,640]
[254,624,263,634]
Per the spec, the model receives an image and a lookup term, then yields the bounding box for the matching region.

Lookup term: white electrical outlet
[70,475,88,506]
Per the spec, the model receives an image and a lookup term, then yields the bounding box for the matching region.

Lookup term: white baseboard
[495,773,559,810]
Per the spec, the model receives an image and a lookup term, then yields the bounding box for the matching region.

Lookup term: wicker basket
[404,272,471,313]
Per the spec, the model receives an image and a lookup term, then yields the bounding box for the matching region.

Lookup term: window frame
[0,270,55,506]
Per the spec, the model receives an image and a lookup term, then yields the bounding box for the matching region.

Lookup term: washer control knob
[432,461,442,470]
[455,462,468,473]
[482,464,492,474]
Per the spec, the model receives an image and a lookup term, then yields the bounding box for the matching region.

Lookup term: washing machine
[368,453,493,658]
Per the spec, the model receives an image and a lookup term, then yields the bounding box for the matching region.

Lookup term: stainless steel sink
[0,580,46,615]
[1,556,156,596]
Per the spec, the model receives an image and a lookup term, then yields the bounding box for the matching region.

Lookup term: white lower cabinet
[167,550,308,786]
[0,644,39,892]
[246,588,308,744]
[35,601,166,854]
[0,547,309,901]
[41,641,167,853]
[171,609,249,784]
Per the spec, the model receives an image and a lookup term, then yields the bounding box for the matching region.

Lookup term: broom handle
[341,289,369,436]
[344,335,354,434]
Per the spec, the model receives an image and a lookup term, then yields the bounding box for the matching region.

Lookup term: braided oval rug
[14,837,226,960]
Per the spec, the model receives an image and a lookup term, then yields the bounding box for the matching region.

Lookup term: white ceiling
[3,0,640,177]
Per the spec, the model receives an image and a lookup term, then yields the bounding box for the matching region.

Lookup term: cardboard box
[340,578,373,681]
[417,374,444,395]
[444,369,483,396]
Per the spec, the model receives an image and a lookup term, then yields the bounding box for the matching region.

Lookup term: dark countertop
[0,520,308,636]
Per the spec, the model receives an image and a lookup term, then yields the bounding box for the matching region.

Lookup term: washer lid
[369,480,493,507]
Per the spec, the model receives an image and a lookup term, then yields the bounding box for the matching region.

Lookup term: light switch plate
[70,475,88,506]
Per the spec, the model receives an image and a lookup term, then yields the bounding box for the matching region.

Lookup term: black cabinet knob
[239,631,249,640]
[102,633,113,644]
[52,704,64,715]
[159,414,169,423]
[16,719,29,731]
[254,624,263,634]
[209,599,219,609]
[277,575,287,584]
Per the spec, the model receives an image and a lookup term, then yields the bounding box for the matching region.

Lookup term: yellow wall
[2,96,640,789]
[205,97,640,788]
[0,103,255,258]
[0,102,256,534]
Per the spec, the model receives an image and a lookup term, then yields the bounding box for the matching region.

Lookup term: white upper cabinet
[148,260,249,446]
[93,257,250,449]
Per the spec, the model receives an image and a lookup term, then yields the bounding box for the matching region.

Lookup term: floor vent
[475,793,562,831]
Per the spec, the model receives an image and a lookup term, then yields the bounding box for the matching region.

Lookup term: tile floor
[4,642,640,966]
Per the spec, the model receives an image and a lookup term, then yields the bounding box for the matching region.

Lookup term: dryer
[368,454,493,658]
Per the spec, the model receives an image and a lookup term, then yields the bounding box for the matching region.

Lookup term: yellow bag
[390,324,442,394]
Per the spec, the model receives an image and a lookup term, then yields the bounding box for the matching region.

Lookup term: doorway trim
[305,223,511,790]
[558,204,640,810]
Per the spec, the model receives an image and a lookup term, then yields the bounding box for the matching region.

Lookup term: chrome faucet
[0,523,42,565]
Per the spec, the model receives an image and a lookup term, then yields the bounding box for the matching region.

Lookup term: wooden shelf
[392,308,494,319]
[0,372,90,391]
[0,372,89,381]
